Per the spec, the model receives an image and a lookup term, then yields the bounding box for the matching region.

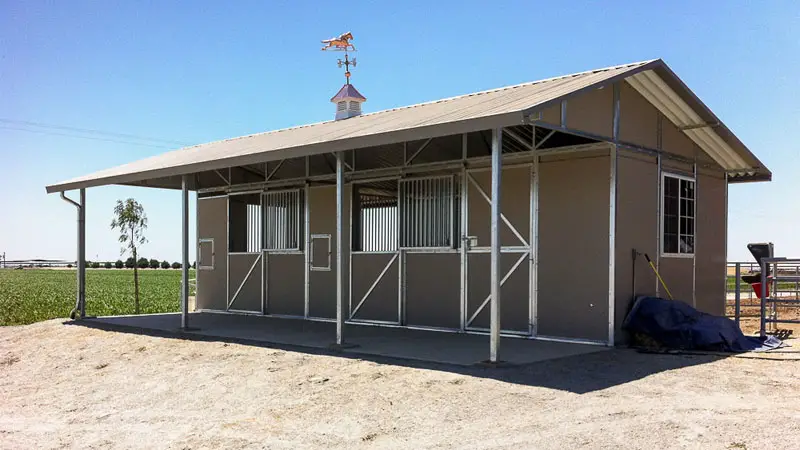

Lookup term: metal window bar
[399,176,454,248]
[246,203,262,252]
[262,189,302,251]
[354,182,399,252]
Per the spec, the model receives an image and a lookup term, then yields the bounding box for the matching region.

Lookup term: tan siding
[196,197,228,311]
[308,185,351,319]
[619,82,658,149]
[540,104,561,126]
[405,253,461,328]
[662,117,696,160]
[267,253,305,315]
[662,158,695,176]
[467,167,531,248]
[566,86,613,138]
[467,252,530,332]
[613,152,659,343]
[351,253,399,322]
[538,153,610,341]
[228,253,262,312]
[658,258,694,302]
[695,171,726,315]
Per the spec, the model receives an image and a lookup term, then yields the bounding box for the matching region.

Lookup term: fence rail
[726,260,800,337]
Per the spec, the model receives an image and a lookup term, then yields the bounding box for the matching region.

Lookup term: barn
[46,59,771,363]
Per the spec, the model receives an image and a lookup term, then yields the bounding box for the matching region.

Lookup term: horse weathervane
[321,31,357,84]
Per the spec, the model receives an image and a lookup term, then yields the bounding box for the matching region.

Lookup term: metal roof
[331,83,366,102]
[45,59,770,193]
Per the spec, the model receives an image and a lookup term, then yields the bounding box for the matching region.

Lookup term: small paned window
[662,174,695,255]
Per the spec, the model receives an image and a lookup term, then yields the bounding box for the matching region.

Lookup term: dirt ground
[1,320,799,449]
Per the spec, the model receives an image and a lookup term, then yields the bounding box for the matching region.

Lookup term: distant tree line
[71,259,196,269]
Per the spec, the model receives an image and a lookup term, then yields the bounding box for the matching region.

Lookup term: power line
[0,125,176,149]
[0,118,192,146]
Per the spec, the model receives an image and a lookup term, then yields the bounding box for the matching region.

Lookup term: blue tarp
[622,296,783,352]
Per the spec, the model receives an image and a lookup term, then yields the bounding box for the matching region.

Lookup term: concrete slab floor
[85,312,608,366]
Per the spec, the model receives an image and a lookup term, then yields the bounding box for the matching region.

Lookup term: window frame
[660,171,696,258]
[352,180,400,253]
[227,191,263,254]
[398,175,458,250]
[261,188,303,252]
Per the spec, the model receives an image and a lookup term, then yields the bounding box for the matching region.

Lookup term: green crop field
[0,269,195,326]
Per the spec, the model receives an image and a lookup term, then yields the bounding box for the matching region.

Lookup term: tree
[111,199,148,314]
[160,260,170,269]
[115,259,124,269]
[103,261,112,269]
[149,258,160,269]
[171,262,181,269]
[91,262,100,269]
[124,257,135,268]
[137,257,149,269]
[191,261,196,269]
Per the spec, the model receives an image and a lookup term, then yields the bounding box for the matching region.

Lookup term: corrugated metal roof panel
[45,59,769,192]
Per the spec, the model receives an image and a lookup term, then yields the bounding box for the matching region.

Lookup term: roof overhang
[623,64,770,182]
[45,59,770,193]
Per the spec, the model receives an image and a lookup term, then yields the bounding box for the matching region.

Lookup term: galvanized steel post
[61,189,86,319]
[78,189,86,318]
[760,261,767,339]
[734,262,741,326]
[489,128,502,363]
[459,133,468,331]
[181,175,190,329]
[609,82,620,346]
[336,152,344,345]
[530,125,539,337]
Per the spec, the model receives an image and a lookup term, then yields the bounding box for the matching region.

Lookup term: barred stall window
[662,174,695,255]
[262,189,302,251]
[228,193,262,253]
[352,181,399,252]
[399,176,457,248]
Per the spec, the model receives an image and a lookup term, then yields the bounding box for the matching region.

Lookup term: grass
[0,268,195,326]
[725,276,800,292]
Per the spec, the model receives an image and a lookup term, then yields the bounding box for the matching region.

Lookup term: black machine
[741,242,774,285]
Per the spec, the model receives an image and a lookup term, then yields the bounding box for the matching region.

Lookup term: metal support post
[530,126,539,336]
[181,175,190,329]
[336,151,344,346]
[489,127,502,363]
[734,263,741,326]
[78,189,86,318]
[608,82,620,346]
[304,183,310,318]
[61,189,86,319]
[760,261,767,339]
[692,162,698,307]
[459,133,468,331]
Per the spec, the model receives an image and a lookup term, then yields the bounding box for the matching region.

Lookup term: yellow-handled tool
[644,253,673,300]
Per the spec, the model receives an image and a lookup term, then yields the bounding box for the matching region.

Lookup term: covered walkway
[85,312,607,366]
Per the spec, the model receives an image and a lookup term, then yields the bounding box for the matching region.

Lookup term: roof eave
[650,62,771,179]
[45,110,525,193]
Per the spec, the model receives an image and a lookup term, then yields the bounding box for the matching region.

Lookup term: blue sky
[0,1,798,263]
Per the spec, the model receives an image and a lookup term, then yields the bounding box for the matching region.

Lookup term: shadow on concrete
[66,312,726,394]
